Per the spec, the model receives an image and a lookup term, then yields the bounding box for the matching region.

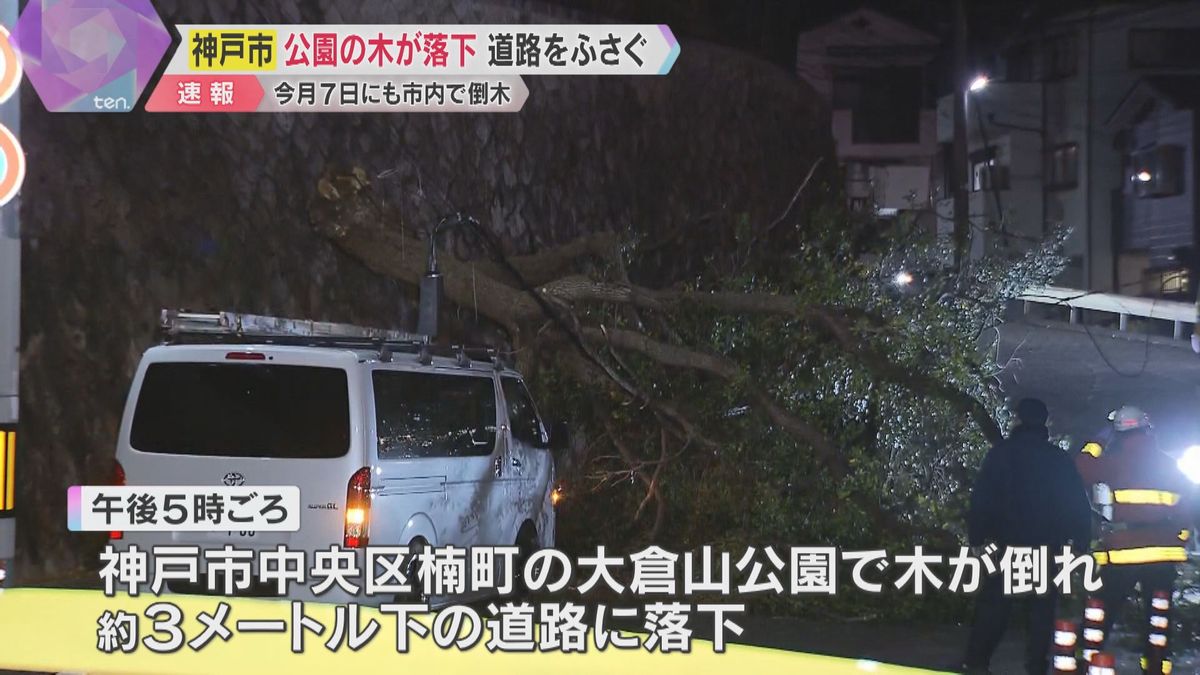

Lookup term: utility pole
[951,0,969,268]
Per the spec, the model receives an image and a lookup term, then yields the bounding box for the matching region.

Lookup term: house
[938,3,1200,296]
[1108,76,1200,300]
[796,8,941,218]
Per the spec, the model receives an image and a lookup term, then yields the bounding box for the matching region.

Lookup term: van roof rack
[159,310,506,366]
[160,309,428,348]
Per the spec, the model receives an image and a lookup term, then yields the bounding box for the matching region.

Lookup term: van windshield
[130,362,350,458]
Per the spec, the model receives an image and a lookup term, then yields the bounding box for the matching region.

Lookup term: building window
[1003,42,1035,82]
[1146,267,1190,296]
[1161,268,1189,295]
[970,147,1009,191]
[1046,143,1079,190]
[1129,29,1200,68]
[1130,145,1184,198]
[832,66,922,144]
[1043,33,1077,80]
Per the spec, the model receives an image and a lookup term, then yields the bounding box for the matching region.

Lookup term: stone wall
[13,0,830,577]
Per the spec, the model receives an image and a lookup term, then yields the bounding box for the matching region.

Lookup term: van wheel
[394,537,430,606]
[513,522,539,596]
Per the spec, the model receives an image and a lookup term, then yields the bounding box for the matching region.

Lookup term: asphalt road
[994,317,1200,453]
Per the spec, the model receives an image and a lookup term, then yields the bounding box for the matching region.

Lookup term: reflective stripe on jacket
[1076,429,1193,565]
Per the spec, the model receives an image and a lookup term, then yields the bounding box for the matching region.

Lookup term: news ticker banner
[7,0,686,112]
[32,483,1100,671]
[67,485,300,532]
[0,589,937,675]
[7,0,680,114]
[145,24,680,113]
[68,486,1105,600]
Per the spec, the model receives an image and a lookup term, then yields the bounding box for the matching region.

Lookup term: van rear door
[116,345,365,558]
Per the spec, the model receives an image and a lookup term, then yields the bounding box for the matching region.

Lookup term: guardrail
[1017,286,1196,340]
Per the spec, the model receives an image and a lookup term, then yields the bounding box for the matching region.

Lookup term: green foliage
[537,207,1070,621]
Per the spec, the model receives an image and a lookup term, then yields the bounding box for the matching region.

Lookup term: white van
[112,311,558,605]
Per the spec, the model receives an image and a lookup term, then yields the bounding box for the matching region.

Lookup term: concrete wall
[11,0,830,577]
[936,83,1045,252]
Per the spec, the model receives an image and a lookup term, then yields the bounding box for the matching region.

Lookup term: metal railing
[1017,286,1196,340]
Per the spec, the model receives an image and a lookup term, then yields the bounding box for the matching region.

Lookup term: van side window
[373,371,497,459]
[501,378,547,448]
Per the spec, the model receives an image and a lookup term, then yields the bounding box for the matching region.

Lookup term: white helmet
[1109,405,1151,432]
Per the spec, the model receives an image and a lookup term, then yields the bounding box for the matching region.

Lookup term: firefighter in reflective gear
[1076,406,1191,675]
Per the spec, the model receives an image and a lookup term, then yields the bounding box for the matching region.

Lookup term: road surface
[995,316,1200,453]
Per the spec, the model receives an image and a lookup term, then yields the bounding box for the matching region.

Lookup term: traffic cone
[1052,619,1079,672]
[1081,597,1106,663]
[1087,652,1116,675]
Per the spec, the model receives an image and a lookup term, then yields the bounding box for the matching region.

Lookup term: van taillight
[110,460,125,540]
[343,467,371,548]
[225,352,266,361]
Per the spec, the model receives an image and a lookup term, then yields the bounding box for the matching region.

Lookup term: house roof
[1107,76,1200,129]
[796,7,939,51]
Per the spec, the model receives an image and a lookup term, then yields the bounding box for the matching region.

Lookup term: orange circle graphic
[0,26,20,105]
[0,123,25,207]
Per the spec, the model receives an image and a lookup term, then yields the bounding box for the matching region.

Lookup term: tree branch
[544,280,1002,445]
[805,308,1003,445]
[604,421,667,539]
[474,231,621,287]
[582,325,952,543]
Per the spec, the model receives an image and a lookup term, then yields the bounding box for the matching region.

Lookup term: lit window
[1159,269,1189,295]
[1130,145,1184,198]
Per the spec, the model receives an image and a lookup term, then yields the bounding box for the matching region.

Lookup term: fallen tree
[310,167,1068,562]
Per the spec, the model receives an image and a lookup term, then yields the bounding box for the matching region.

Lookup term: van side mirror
[549,421,569,455]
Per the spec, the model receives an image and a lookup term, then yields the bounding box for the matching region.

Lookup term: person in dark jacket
[962,398,1093,675]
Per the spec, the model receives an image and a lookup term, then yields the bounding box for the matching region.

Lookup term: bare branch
[558,349,720,453]
[474,231,621,287]
[764,157,825,235]
[604,421,666,538]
